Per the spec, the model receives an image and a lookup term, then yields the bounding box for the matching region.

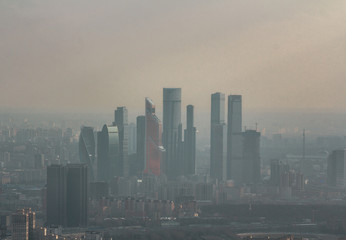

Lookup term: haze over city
[1,1,346,240]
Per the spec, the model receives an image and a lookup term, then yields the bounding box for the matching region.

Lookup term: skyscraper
[327,149,346,187]
[227,95,242,182]
[162,88,182,178]
[47,164,88,227]
[97,125,119,182]
[114,107,129,177]
[136,116,146,175]
[65,164,88,227]
[144,98,164,176]
[210,93,226,181]
[184,105,196,175]
[79,126,95,181]
[47,164,66,226]
[128,122,137,155]
[242,130,261,184]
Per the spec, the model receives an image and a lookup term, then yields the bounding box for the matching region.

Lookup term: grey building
[79,126,95,181]
[113,107,129,177]
[210,93,226,181]
[327,149,346,187]
[97,125,119,182]
[128,122,137,155]
[136,116,146,175]
[227,95,242,182]
[184,105,196,175]
[47,164,88,227]
[162,88,182,178]
[242,130,261,184]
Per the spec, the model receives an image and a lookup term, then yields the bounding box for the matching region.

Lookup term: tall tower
[65,164,88,227]
[162,88,182,178]
[47,164,66,226]
[210,93,226,181]
[97,125,119,181]
[114,107,129,177]
[47,164,88,227]
[144,98,164,176]
[227,95,242,182]
[184,105,196,175]
[136,116,146,175]
[79,126,95,181]
[242,130,261,184]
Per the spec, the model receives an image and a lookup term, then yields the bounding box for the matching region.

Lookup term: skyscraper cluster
[210,93,260,185]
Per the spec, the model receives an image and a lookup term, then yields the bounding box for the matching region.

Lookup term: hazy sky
[1,0,346,113]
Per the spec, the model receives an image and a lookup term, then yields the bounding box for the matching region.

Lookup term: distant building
[242,130,261,184]
[184,105,196,175]
[97,125,119,182]
[227,95,242,182]
[79,126,95,181]
[162,88,182,179]
[47,164,88,227]
[327,149,346,187]
[113,107,129,177]
[128,122,137,155]
[210,92,226,181]
[12,208,35,240]
[144,98,164,176]
[136,116,146,175]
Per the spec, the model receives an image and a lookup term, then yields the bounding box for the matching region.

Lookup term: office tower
[12,209,29,240]
[210,93,226,181]
[79,126,95,181]
[47,164,66,226]
[47,164,88,227]
[270,159,281,186]
[162,88,182,178]
[184,105,196,175]
[97,125,119,182]
[177,123,185,176]
[242,130,261,184]
[65,164,88,227]
[327,149,346,187]
[144,98,164,176]
[136,116,146,175]
[114,107,129,177]
[227,95,242,182]
[128,122,137,154]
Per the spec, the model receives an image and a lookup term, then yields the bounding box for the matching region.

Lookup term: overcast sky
[1,0,346,114]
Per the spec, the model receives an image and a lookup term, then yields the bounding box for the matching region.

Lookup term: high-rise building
[97,125,119,182]
[144,98,164,176]
[162,88,182,178]
[128,122,137,155]
[210,93,226,181]
[114,107,129,177]
[184,105,196,175]
[227,95,242,182]
[65,164,88,227]
[12,209,35,240]
[327,149,346,187]
[79,126,95,181]
[47,164,66,226]
[242,130,261,184]
[47,164,88,227]
[136,116,146,175]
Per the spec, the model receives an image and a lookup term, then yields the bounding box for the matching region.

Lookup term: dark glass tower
[227,95,242,182]
[97,125,119,182]
[210,93,226,181]
[47,164,88,227]
[136,116,146,175]
[114,107,129,177]
[242,130,261,184]
[79,126,95,181]
[162,88,181,178]
[184,105,196,175]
